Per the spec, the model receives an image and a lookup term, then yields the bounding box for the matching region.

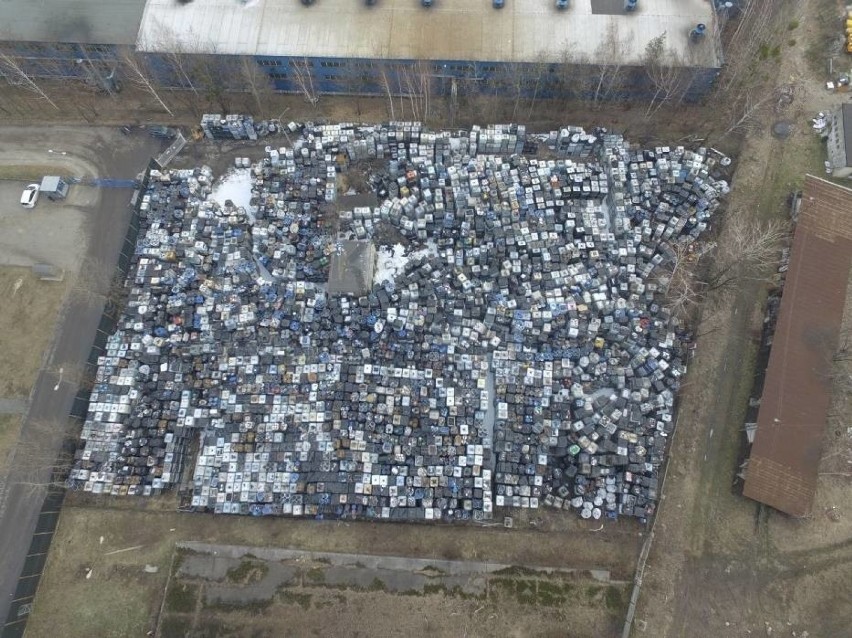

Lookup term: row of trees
[0,45,280,119]
[0,3,792,133]
[0,19,717,123]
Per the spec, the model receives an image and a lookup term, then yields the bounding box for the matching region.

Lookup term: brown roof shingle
[743,176,852,517]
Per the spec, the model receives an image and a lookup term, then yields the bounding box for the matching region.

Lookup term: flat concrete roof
[0,0,148,45]
[743,176,852,517]
[138,0,720,67]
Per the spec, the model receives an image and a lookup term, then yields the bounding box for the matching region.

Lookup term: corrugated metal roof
[743,176,852,517]
[843,104,852,167]
[136,0,720,67]
[0,0,148,45]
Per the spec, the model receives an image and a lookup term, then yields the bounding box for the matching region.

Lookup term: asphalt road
[0,126,162,626]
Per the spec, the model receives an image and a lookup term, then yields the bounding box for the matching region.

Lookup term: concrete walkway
[178,541,617,583]
[0,398,26,415]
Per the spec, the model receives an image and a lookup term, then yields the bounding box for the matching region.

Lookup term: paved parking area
[0,180,88,272]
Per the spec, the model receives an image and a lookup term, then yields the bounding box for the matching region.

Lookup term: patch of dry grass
[0,164,64,182]
[0,268,67,397]
[28,502,641,637]
[26,508,175,638]
[0,414,22,475]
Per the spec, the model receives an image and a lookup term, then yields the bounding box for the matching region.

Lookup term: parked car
[20,183,39,208]
[148,125,177,140]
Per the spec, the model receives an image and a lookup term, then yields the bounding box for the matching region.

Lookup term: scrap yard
[71,121,727,526]
[0,1,851,637]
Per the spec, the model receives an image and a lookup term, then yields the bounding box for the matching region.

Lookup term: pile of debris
[70,122,728,523]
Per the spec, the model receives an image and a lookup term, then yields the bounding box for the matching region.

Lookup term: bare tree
[524,58,551,121]
[642,34,691,117]
[657,242,705,319]
[78,45,119,96]
[241,56,274,118]
[7,418,77,496]
[705,215,788,292]
[716,0,776,95]
[489,61,527,122]
[139,19,232,113]
[718,89,776,140]
[658,216,788,318]
[399,63,419,120]
[291,57,319,105]
[394,63,408,119]
[553,45,596,106]
[120,48,174,116]
[472,65,507,123]
[0,50,59,110]
[590,20,631,107]
[149,21,202,97]
[339,63,375,117]
[416,60,433,121]
[397,60,434,121]
[187,53,243,113]
[72,256,130,321]
[377,61,396,120]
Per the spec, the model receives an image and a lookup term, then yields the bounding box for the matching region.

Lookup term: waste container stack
[70,122,726,523]
[200,113,260,140]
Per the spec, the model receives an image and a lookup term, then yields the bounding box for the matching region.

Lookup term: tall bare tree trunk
[379,64,395,120]
[291,57,319,105]
[121,49,174,116]
[0,51,59,110]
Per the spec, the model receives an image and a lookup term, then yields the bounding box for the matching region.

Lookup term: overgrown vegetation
[158,615,193,636]
[225,559,268,585]
[279,590,313,609]
[491,576,626,609]
[492,566,538,577]
[758,43,782,60]
[605,585,627,612]
[805,0,843,74]
[165,582,198,613]
[204,597,273,614]
[304,567,326,583]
